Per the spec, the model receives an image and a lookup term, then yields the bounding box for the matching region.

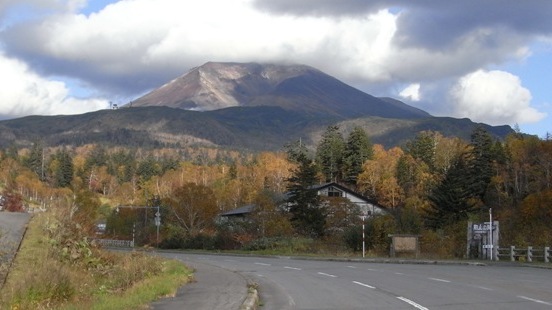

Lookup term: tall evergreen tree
[136,156,160,183]
[316,125,345,182]
[53,149,74,188]
[343,126,373,185]
[86,145,108,169]
[468,126,495,200]
[286,151,326,237]
[25,141,45,180]
[405,131,436,171]
[425,153,474,229]
[108,149,136,183]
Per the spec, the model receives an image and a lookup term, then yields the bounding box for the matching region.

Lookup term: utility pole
[489,208,493,261]
[361,215,366,258]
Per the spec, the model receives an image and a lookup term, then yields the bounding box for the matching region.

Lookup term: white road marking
[255,262,271,266]
[353,281,376,289]
[284,266,302,270]
[397,296,429,310]
[428,277,451,283]
[472,285,493,291]
[395,272,405,275]
[318,272,337,278]
[346,265,357,269]
[224,259,236,262]
[518,296,552,306]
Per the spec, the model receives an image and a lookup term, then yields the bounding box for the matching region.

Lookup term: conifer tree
[467,126,495,200]
[425,153,474,228]
[52,148,74,188]
[316,125,345,182]
[286,147,325,237]
[25,141,45,180]
[343,126,373,185]
[405,131,436,171]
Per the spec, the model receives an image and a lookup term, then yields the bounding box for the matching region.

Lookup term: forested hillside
[1,127,550,257]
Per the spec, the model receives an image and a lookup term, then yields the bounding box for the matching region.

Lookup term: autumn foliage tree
[166,183,218,235]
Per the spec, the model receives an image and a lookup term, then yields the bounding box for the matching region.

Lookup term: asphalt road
[0,212,31,259]
[151,253,249,310]
[0,212,31,286]
[161,253,552,310]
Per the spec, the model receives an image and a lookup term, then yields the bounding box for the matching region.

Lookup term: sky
[0,0,550,137]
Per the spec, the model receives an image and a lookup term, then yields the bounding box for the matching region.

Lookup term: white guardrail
[93,239,134,248]
[497,246,550,263]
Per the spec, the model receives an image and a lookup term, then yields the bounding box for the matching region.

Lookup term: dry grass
[0,209,192,309]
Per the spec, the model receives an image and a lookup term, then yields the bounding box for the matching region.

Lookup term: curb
[240,282,259,310]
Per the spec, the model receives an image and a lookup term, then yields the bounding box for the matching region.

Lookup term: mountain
[0,62,513,151]
[131,62,430,119]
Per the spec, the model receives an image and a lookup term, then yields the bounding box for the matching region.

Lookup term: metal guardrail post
[510,245,515,262]
[545,247,550,263]
[527,246,533,262]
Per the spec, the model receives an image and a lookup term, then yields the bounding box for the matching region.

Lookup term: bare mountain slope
[131,62,430,119]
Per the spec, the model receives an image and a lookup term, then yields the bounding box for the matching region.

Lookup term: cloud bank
[450,70,545,126]
[0,53,109,118]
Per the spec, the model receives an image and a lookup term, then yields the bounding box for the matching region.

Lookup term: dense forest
[1,126,550,258]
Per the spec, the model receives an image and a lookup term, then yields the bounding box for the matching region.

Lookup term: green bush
[343,226,362,252]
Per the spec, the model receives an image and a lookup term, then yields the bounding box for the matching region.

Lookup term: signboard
[467,221,499,260]
[472,222,497,233]
[389,234,419,258]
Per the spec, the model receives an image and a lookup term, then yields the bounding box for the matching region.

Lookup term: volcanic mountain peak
[133,62,320,111]
[132,61,430,119]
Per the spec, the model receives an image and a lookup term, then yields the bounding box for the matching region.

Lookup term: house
[218,182,385,221]
[310,182,386,216]
[218,204,256,220]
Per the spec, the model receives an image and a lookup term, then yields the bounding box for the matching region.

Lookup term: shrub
[343,226,362,252]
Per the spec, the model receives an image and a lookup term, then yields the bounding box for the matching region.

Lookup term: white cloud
[449,70,546,125]
[0,1,400,93]
[399,83,420,101]
[0,53,109,118]
[3,0,536,93]
[0,0,549,128]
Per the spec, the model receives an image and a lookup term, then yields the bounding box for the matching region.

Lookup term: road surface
[0,212,31,286]
[160,253,552,310]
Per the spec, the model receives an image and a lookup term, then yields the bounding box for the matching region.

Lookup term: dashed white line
[346,265,357,269]
[428,277,451,283]
[318,272,337,278]
[471,285,493,291]
[518,296,552,306]
[353,281,376,289]
[255,262,271,266]
[284,266,302,270]
[397,296,429,310]
[395,272,405,275]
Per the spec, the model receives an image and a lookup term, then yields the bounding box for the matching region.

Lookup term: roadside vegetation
[0,126,551,262]
[0,208,192,309]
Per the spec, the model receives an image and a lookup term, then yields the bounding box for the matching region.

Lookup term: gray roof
[219,204,256,217]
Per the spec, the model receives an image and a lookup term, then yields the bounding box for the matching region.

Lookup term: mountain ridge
[0,62,513,151]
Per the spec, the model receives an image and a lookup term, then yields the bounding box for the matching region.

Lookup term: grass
[0,210,193,310]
